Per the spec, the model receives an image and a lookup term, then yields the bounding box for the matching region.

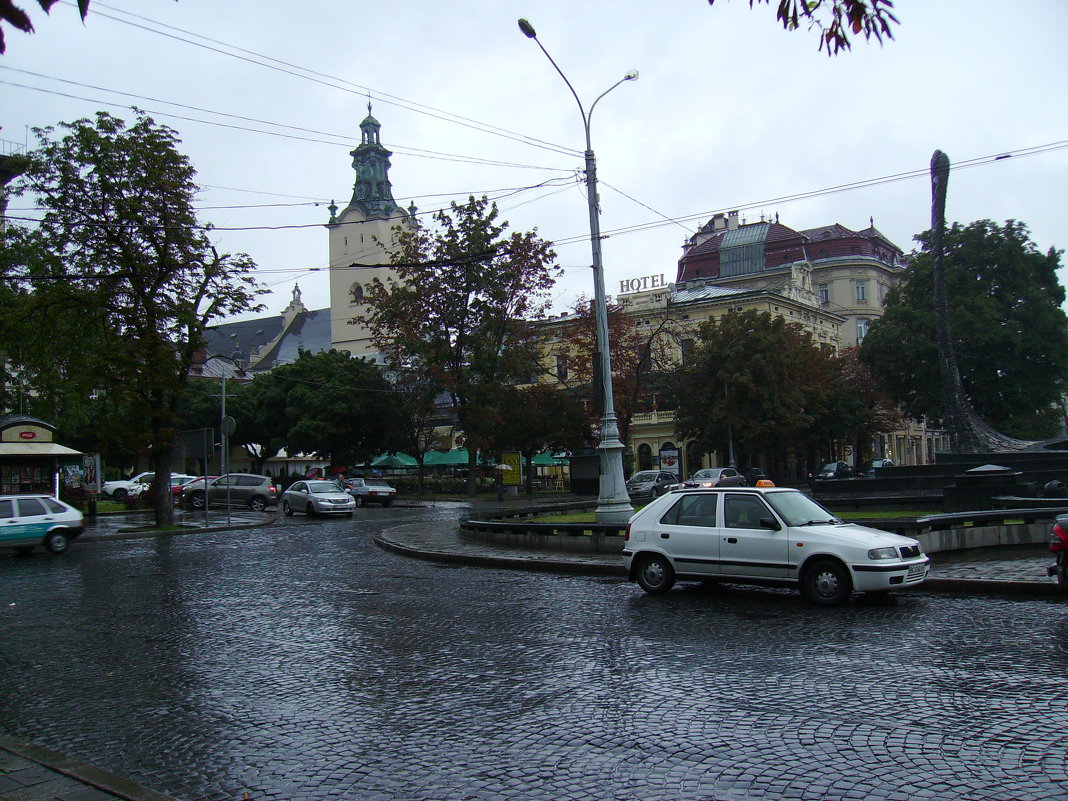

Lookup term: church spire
[343,101,399,219]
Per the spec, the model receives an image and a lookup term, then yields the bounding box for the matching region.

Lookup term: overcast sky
[3,0,1066,323]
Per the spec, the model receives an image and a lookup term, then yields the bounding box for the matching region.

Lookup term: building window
[855,279,868,303]
[817,284,829,305]
[857,318,871,343]
[555,355,568,383]
[680,339,695,364]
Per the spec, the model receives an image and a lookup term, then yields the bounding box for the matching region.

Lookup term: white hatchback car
[0,495,85,555]
[623,487,929,605]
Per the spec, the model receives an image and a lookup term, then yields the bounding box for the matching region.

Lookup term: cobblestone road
[2,504,1067,801]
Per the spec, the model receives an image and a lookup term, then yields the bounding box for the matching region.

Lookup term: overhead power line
[80,1,583,159]
[1,73,574,173]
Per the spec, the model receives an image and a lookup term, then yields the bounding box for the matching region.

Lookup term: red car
[173,476,216,503]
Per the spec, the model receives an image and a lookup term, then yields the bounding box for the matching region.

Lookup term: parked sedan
[282,480,356,517]
[626,470,679,501]
[683,467,746,488]
[343,477,397,507]
[811,461,854,481]
[857,458,894,478]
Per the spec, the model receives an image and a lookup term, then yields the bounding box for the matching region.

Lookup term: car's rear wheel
[44,530,69,555]
[636,554,675,595]
[249,496,267,512]
[187,491,206,510]
[802,559,853,606]
[354,495,364,508]
[283,501,294,516]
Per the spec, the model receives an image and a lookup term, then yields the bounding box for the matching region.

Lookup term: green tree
[477,383,591,495]
[1,112,263,525]
[860,220,1067,439]
[359,196,559,495]
[263,349,406,469]
[384,370,447,494]
[671,309,837,467]
[552,295,682,447]
[709,0,899,55]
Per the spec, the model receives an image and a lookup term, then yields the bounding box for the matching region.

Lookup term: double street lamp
[518,18,636,523]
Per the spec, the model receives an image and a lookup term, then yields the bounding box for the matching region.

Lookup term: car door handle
[726,537,737,544]
[660,533,670,539]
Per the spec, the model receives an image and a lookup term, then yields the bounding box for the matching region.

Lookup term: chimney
[727,210,740,230]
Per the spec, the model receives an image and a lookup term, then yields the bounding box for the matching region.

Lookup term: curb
[0,734,178,801]
[79,512,282,543]
[373,532,626,576]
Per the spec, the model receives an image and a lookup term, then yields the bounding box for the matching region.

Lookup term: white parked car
[0,494,84,555]
[101,471,156,501]
[282,480,356,517]
[127,473,195,499]
[623,486,929,605]
[343,477,397,507]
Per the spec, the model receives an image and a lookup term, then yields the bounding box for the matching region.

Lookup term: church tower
[327,105,415,358]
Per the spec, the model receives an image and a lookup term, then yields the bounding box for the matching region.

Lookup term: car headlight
[867,547,898,560]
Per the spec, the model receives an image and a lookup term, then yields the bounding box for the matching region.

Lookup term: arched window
[350,282,364,303]
[637,444,653,471]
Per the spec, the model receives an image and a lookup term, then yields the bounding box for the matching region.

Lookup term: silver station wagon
[622,487,929,605]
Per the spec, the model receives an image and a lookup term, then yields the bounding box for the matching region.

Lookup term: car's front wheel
[44,530,69,554]
[802,559,853,606]
[249,496,267,512]
[636,554,675,595]
[112,488,128,503]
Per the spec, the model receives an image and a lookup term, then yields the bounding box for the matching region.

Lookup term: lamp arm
[530,38,589,146]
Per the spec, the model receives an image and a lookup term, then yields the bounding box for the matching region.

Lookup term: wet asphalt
[1,500,1066,801]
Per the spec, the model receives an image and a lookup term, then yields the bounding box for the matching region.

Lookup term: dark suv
[182,473,278,511]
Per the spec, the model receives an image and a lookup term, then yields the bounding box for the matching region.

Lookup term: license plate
[907,563,926,576]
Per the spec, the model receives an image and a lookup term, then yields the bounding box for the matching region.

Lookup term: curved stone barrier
[460,502,626,554]
[462,504,1068,557]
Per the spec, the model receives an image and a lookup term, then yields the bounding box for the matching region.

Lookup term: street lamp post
[518,18,636,522]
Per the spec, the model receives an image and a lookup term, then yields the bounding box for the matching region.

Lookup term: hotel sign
[619,274,667,294]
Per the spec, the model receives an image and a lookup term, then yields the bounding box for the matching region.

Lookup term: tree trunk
[152,447,176,528]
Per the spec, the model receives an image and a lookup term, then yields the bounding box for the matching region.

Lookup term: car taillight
[624,524,631,541]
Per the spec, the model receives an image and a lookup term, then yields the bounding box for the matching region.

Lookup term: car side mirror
[759,517,782,531]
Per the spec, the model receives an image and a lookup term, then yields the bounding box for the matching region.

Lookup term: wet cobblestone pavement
[2,503,1067,801]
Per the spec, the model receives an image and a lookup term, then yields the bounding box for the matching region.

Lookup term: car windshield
[819,463,840,471]
[308,481,344,493]
[630,472,659,483]
[765,490,842,527]
[691,469,717,479]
